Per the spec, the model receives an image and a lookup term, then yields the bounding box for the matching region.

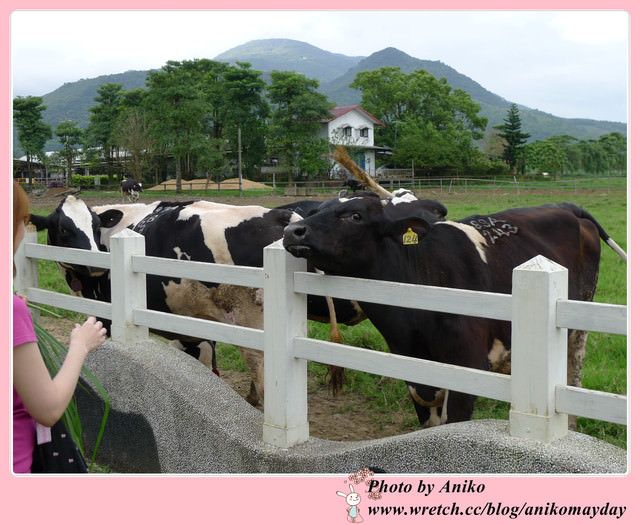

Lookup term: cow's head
[283,193,436,276]
[29,196,110,294]
[30,195,103,252]
[91,201,161,250]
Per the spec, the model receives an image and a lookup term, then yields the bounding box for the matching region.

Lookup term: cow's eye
[350,212,362,222]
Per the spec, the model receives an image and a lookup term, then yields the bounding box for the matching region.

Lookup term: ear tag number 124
[403,227,419,245]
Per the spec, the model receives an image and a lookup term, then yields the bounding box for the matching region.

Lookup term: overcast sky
[10,9,629,123]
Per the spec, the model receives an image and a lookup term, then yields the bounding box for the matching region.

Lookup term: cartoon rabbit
[336,485,364,523]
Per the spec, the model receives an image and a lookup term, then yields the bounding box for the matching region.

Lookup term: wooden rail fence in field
[15,229,627,449]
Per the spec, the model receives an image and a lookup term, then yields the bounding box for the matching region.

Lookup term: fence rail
[23,175,626,197]
[14,229,627,448]
[146,176,625,195]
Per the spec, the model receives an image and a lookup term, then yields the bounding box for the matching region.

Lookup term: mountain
[39,70,149,130]
[22,39,625,154]
[322,47,508,107]
[321,47,512,132]
[320,47,625,142]
[215,38,364,84]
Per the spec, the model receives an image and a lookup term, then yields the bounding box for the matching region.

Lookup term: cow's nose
[285,223,309,241]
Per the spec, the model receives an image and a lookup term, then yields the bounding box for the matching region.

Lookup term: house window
[360,128,369,138]
[343,126,352,137]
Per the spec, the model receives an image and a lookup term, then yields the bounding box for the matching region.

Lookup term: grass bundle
[30,303,110,471]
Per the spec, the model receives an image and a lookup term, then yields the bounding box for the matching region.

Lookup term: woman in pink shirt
[12,181,107,473]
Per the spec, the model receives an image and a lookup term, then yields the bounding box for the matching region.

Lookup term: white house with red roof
[319,105,386,177]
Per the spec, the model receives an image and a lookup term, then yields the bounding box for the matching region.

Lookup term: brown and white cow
[283,194,626,428]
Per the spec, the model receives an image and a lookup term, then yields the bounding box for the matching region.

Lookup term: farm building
[319,105,388,177]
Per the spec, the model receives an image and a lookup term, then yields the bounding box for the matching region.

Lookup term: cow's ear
[386,217,430,246]
[98,209,124,228]
[29,214,50,231]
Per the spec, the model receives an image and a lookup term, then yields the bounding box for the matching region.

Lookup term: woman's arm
[13,317,106,426]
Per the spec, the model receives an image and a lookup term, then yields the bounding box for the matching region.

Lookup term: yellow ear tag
[402,227,419,245]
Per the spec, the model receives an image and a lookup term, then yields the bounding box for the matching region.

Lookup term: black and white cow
[30,196,301,404]
[283,193,626,428]
[32,196,374,401]
[120,178,143,202]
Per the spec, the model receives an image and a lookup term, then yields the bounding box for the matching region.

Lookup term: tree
[220,62,270,179]
[525,139,567,178]
[143,59,274,190]
[85,83,126,183]
[597,132,627,174]
[13,96,52,184]
[351,67,487,171]
[198,61,269,182]
[483,130,507,158]
[114,88,154,182]
[145,60,217,192]
[54,121,84,185]
[266,70,333,184]
[496,104,530,174]
[539,132,626,176]
[351,67,408,149]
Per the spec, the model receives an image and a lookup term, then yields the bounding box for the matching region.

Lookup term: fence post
[510,255,569,442]
[110,229,148,343]
[14,227,39,297]
[262,239,309,448]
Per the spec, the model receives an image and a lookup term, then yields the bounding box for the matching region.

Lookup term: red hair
[13,180,30,251]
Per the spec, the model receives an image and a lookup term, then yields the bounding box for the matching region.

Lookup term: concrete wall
[76,338,627,474]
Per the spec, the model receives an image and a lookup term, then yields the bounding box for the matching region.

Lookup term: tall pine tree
[497,104,530,174]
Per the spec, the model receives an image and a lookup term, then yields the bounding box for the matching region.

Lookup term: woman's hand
[69,317,107,355]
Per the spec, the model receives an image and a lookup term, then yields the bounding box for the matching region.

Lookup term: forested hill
[321,46,509,108]
[33,38,625,150]
[216,38,365,84]
[319,46,625,141]
[37,70,149,130]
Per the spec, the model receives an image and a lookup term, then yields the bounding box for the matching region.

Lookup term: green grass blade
[32,317,110,471]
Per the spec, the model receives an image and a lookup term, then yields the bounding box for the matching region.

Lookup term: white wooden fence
[15,228,627,448]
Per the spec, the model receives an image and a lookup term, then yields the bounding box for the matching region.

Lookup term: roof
[324,105,385,127]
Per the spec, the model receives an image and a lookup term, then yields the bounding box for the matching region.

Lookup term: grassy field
[28,186,628,448]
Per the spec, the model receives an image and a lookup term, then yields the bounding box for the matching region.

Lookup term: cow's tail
[606,237,628,262]
[560,203,627,263]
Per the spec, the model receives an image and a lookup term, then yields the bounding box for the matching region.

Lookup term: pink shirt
[13,295,38,473]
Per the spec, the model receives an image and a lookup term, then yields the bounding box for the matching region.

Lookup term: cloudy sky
[10,9,629,123]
